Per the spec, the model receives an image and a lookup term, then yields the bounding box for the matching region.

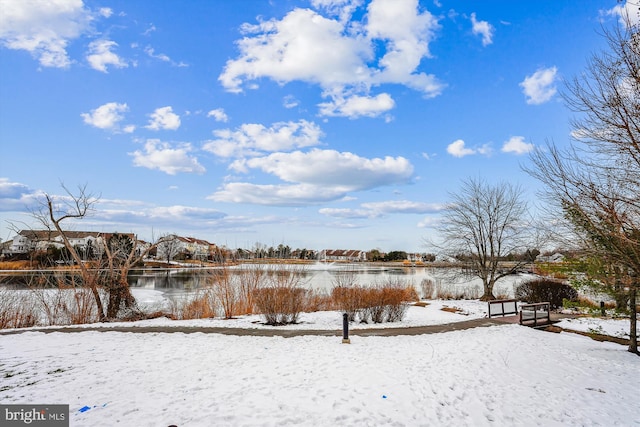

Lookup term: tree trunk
[614,279,629,311]
[106,283,122,319]
[629,287,638,355]
[480,280,496,301]
[106,280,139,320]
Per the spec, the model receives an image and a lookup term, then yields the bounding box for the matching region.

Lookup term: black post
[342,313,350,344]
[600,301,606,317]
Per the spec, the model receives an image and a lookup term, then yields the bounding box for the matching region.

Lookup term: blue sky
[0,0,636,252]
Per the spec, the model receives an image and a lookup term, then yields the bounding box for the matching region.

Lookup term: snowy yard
[1,292,638,427]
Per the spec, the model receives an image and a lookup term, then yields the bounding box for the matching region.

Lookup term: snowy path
[1,325,638,427]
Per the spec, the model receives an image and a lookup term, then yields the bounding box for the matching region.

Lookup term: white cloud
[319,199,444,220]
[0,0,94,68]
[311,0,364,22]
[318,93,395,118]
[0,178,41,211]
[605,2,640,27]
[211,149,414,206]
[520,66,558,105]
[209,182,350,206]
[417,216,442,228]
[144,46,170,62]
[145,106,181,131]
[203,120,322,158]
[81,102,133,132]
[283,95,299,109]
[143,45,187,67]
[470,12,494,46]
[360,200,444,214]
[238,149,413,189]
[318,207,376,219]
[219,0,443,116]
[147,205,225,221]
[130,139,205,175]
[365,0,440,91]
[446,139,492,158]
[99,7,112,18]
[446,139,475,157]
[501,136,534,155]
[207,108,229,122]
[86,39,128,72]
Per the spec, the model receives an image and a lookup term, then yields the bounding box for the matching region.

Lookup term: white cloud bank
[130,139,205,175]
[0,0,94,68]
[520,67,558,105]
[320,199,444,219]
[203,120,323,159]
[605,1,640,27]
[210,149,413,206]
[219,0,443,118]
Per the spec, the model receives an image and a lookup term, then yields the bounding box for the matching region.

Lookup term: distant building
[536,253,566,263]
[320,249,367,262]
[2,230,136,257]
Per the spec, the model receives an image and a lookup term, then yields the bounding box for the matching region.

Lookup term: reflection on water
[0,263,528,299]
[128,263,435,293]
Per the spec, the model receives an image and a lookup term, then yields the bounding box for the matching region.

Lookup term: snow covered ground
[1,290,638,426]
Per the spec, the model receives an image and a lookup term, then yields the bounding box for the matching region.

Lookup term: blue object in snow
[79,406,91,413]
[382,395,387,399]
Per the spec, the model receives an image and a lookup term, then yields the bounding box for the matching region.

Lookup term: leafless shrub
[238,266,264,315]
[208,269,243,319]
[0,289,38,329]
[304,289,334,312]
[420,278,435,299]
[252,266,309,325]
[331,286,365,321]
[178,289,216,320]
[252,287,308,325]
[435,282,463,300]
[332,281,416,324]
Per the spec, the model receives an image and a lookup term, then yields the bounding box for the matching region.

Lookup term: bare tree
[435,178,532,301]
[156,234,182,264]
[32,184,156,321]
[527,12,639,354]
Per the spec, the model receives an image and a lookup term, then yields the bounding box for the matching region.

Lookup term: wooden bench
[488,299,518,318]
[519,302,551,327]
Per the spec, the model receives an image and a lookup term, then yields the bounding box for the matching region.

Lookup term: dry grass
[440,306,466,315]
[0,290,38,329]
[331,283,417,324]
[252,286,308,325]
[171,290,216,320]
[435,282,483,300]
[420,278,435,299]
[0,260,36,270]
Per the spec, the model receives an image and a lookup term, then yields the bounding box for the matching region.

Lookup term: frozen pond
[0,262,537,300]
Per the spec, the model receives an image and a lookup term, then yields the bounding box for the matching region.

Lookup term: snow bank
[1,325,637,426]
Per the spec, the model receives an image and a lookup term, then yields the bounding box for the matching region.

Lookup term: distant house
[536,253,566,263]
[320,249,367,262]
[156,235,215,261]
[3,230,135,257]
